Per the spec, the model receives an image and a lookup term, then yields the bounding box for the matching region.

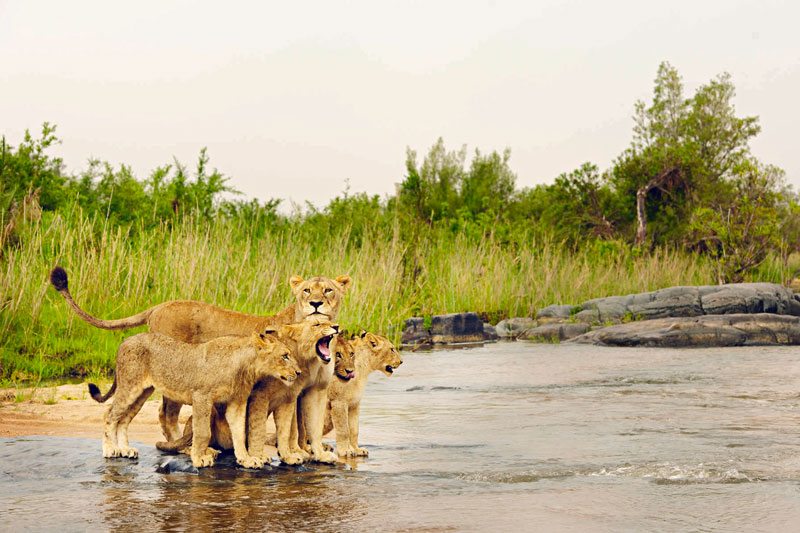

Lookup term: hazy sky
[2,1,798,210]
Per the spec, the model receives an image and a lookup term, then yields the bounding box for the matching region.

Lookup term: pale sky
[1,1,798,211]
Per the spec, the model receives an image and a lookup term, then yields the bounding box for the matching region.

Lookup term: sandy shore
[0,382,280,455]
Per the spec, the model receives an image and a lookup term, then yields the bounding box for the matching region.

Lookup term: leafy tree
[690,159,785,283]
[400,138,466,224]
[460,148,516,217]
[611,62,761,246]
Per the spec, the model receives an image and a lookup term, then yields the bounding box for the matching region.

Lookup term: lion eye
[336,352,342,359]
[371,342,377,347]
[283,353,290,360]
[324,288,332,294]
[303,288,311,294]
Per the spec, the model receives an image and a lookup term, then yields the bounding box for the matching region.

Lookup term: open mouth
[385,365,394,374]
[337,371,355,381]
[316,335,333,363]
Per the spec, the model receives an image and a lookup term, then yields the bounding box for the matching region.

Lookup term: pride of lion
[50,266,402,469]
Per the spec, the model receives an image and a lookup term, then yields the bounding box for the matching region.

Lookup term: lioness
[89,331,300,469]
[49,266,351,440]
[156,320,340,465]
[324,331,402,457]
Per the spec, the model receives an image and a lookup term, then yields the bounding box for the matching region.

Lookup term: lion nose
[310,301,323,310]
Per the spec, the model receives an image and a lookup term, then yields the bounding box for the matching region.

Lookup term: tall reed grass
[0,209,725,380]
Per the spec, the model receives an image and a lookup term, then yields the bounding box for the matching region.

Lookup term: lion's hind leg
[103,386,152,459]
[159,397,184,442]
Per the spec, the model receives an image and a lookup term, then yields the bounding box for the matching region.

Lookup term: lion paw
[279,451,305,465]
[354,447,369,457]
[322,442,334,452]
[207,447,221,459]
[191,452,216,468]
[312,450,338,464]
[237,455,264,469]
[119,446,139,459]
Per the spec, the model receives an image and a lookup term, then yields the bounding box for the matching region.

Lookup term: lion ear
[335,275,352,292]
[364,332,379,345]
[289,275,304,291]
[282,323,301,340]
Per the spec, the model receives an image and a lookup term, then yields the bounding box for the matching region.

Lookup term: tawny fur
[323,332,403,457]
[50,266,351,440]
[90,331,299,469]
[156,321,340,465]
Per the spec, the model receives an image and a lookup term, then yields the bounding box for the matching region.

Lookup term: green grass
[1,207,773,382]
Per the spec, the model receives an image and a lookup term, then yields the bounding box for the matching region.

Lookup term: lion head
[251,331,301,384]
[331,334,356,382]
[278,320,339,365]
[289,275,352,323]
[357,331,403,376]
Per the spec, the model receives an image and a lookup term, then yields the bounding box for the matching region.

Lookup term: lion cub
[324,331,403,457]
[89,331,299,469]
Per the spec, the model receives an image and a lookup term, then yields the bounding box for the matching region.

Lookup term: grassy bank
[0,208,737,382]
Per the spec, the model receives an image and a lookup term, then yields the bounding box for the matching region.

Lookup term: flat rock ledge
[567,313,800,348]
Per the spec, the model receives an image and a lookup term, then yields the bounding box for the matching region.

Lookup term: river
[3,342,800,531]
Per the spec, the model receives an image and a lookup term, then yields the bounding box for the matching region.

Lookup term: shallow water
[3,342,800,531]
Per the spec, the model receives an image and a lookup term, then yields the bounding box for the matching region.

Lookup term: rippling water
[3,342,800,531]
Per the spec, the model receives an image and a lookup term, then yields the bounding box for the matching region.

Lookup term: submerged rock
[568,313,800,347]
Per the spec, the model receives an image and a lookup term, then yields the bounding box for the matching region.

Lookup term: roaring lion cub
[50,266,351,441]
[156,320,340,466]
[89,331,299,469]
[324,331,403,457]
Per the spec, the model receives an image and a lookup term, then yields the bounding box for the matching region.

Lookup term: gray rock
[567,313,800,347]
[700,283,796,315]
[430,313,485,344]
[536,304,574,324]
[627,286,702,320]
[483,322,499,341]
[573,308,600,324]
[520,323,590,342]
[401,312,487,346]
[494,317,537,338]
[400,317,429,346]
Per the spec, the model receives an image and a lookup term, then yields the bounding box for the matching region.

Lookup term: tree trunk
[633,167,680,247]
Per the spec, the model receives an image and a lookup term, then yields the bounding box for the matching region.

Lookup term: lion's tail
[88,379,117,403]
[50,266,153,330]
[155,417,194,453]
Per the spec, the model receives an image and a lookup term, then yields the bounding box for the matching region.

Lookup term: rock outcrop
[399,283,800,348]
[568,313,800,347]
[573,283,800,324]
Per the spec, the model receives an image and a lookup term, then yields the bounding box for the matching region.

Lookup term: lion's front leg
[275,401,306,465]
[227,399,263,469]
[302,387,337,463]
[348,403,368,457]
[246,384,271,462]
[329,400,354,457]
[189,395,215,468]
